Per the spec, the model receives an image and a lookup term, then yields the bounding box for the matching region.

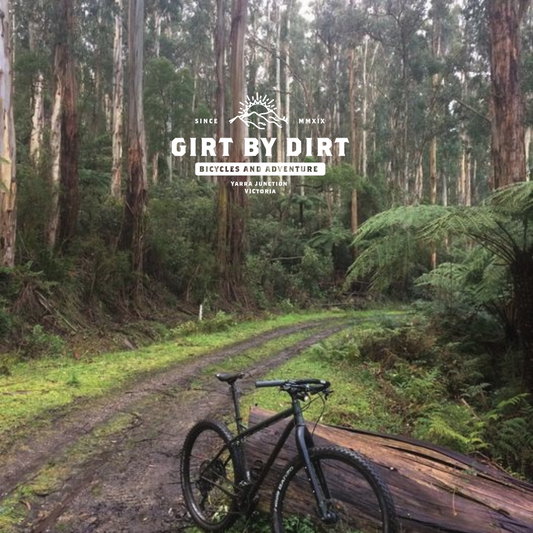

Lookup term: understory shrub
[173,311,236,337]
[21,325,66,359]
[320,317,533,478]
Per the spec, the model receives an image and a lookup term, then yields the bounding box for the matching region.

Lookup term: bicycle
[180,372,399,532]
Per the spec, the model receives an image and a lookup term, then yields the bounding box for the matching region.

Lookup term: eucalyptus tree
[488,0,530,189]
[216,0,248,300]
[120,0,147,296]
[111,0,124,198]
[0,0,17,267]
[47,0,79,250]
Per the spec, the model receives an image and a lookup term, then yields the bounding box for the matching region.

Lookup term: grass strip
[0,311,345,437]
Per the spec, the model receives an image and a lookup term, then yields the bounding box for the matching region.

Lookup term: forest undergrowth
[241,309,533,482]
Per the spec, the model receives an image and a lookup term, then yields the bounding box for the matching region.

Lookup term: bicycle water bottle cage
[216,372,245,384]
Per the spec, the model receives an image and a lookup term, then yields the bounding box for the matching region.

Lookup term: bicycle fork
[293,402,337,524]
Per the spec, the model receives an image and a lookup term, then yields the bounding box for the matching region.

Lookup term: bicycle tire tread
[271,445,399,533]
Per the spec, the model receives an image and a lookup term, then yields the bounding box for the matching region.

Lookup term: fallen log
[246,407,533,532]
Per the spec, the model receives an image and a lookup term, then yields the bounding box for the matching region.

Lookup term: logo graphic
[229,93,288,130]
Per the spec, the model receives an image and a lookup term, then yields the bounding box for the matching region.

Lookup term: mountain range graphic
[229,108,288,130]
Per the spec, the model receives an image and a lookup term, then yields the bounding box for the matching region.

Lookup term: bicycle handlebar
[255,380,286,388]
[255,378,331,396]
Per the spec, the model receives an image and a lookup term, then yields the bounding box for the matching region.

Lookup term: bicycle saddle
[216,372,245,384]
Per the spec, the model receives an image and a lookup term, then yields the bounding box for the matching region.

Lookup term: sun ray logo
[229,93,288,130]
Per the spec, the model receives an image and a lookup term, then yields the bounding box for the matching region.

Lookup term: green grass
[241,323,405,435]
[0,311,345,440]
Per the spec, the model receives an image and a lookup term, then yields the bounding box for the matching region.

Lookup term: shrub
[22,325,66,359]
[173,311,236,337]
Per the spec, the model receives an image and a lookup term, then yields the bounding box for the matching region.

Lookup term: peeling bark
[47,0,79,250]
[29,71,44,162]
[216,0,248,301]
[0,0,17,267]
[28,8,44,163]
[47,67,62,248]
[348,31,358,249]
[111,0,124,198]
[120,0,147,291]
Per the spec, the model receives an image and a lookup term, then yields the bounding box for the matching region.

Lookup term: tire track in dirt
[25,322,348,533]
[0,318,341,500]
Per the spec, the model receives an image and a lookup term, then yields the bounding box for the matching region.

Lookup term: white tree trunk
[29,71,44,162]
[47,69,63,248]
[526,126,531,180]
[111,0,124,198]
[0,0,17,266]
[284,2,291,184]
[362,35,369,176]
[275,2,283,166]
[154,7,162,57]
[121,0,147,285]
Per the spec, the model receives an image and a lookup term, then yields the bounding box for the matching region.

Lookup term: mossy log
[247,407,533,532]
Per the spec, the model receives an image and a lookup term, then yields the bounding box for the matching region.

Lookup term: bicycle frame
[220,386,333,521]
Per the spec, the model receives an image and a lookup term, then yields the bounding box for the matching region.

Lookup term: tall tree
[348,1,359,244]
[28,4,44,163]
[216,0,248,300]
[214,0,225,162]
[111,0,124,198]
[47,0,79,249]
[121,0,147,293]
[0,0,17,267]
[488,0,530,189]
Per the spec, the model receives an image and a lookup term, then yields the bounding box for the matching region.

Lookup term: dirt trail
[1,319,348,533]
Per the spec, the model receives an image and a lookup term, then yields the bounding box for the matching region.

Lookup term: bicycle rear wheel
[180,420,244,531]
[271,446,398,533]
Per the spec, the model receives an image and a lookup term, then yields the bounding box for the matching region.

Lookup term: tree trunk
[47,64,62,249]
[275,2,283,166]
[414,151,423,201]
[154,6,162,58]
[29,13,44,163]
[361,35,370,177]
[152,152,159,185]
[57,0,79,248]
[215,0,227,268]
[247,407,533,532]
[429,9,440,269]
[348,33,358,252]
[488,0,529,189]
[0,0,17,267]
[214,0,225,162]
[111,0,124,198]
[48,0,79,250]
[525,126,532,180]
[120,0,147,295]
[29,72,44,162]
[465,140,472,206]
[217,0,248,301]
[284,1,291,174]
[510,251,533,395]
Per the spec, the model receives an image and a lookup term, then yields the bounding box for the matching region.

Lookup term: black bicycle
[180,372,399,532]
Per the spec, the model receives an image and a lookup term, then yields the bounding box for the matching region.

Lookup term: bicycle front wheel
[180,420,243,531]
[271,446,399,533]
